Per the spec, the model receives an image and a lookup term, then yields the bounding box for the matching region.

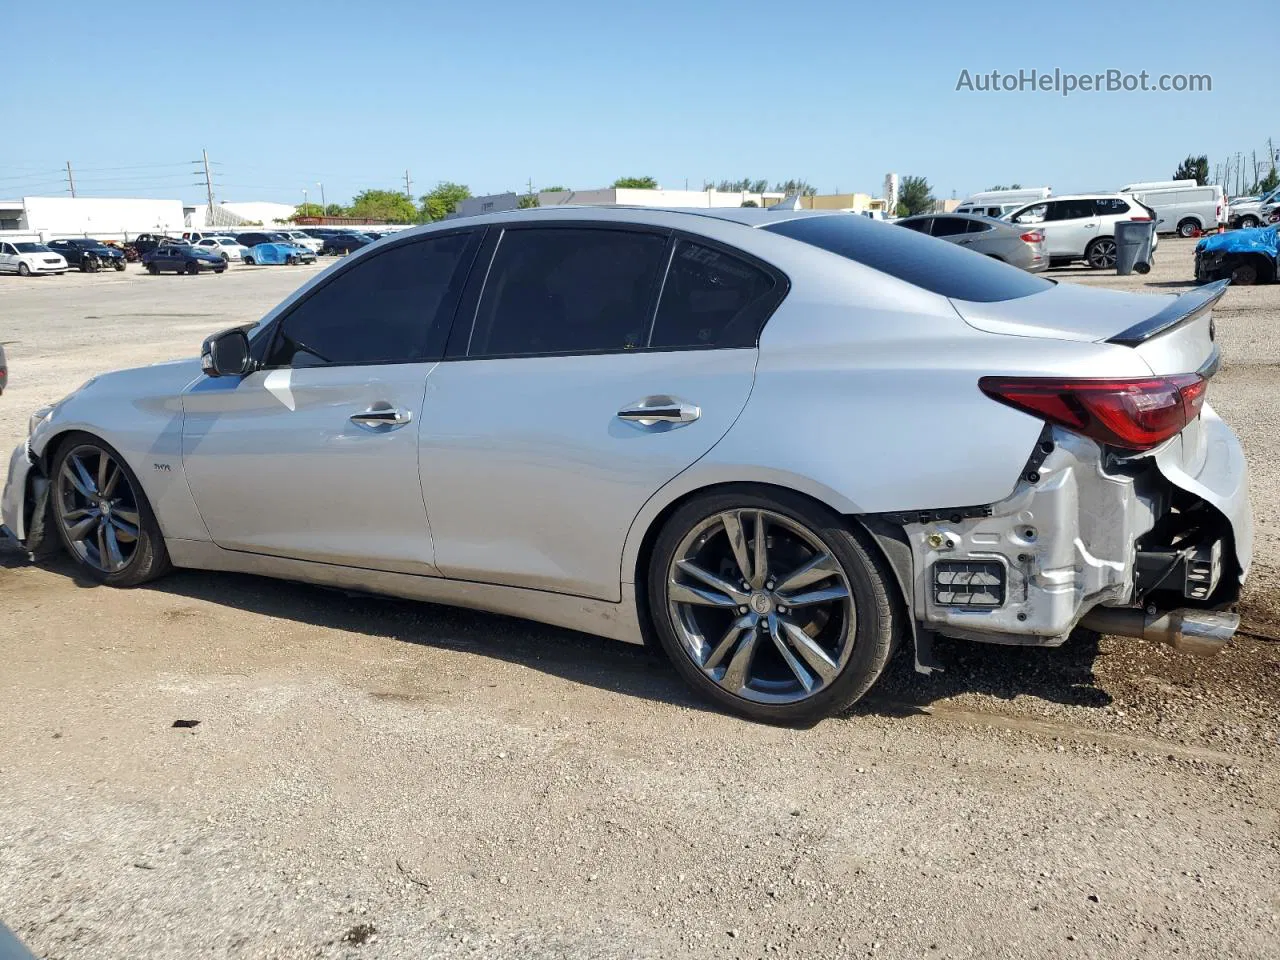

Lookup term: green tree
[986,183,1022,190]
[897,175,934,216]
[518,194,539,208]
[346,189,419,223]
[1251,167,1280,194]
[419,182,472,222]
[287,202,325,221]
[740,200,759,207]
[612,176,658,189]
[324,203,346,217]
[1173,155,1209,186]
[773,179,817,197]
[715,178,769,193]
[541,185,570,192]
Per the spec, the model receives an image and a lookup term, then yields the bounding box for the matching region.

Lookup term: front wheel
[17,262,30,277]
[186,262,199,275]
[146,262,159,275]
[1086,237,1117,269]
[49,435,171,587]
[1239,215,1261,229]
[243,255,255,265]
[113,259,126,271]
[287,254,299,265]
[646,488,898,724]
[1230,260,1259,285]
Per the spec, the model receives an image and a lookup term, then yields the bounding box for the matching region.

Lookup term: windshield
[15,243,49,253]
[764,213,1054,303]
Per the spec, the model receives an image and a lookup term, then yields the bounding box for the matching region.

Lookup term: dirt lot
[1,243,1278,960]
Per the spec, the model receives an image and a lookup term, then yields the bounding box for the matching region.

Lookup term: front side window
[467,227,667,357]
[649,240,778,349]
[266,232,474,368]
[1,244,15,255]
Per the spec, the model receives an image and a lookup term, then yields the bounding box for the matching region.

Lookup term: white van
[955,187,1051,218]
[1119,181,1225,237]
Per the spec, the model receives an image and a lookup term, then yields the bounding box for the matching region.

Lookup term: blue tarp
[1196,226,1279,258]
[248,242,305,265]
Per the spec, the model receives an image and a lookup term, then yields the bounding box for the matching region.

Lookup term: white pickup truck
[1227,187,1280,228]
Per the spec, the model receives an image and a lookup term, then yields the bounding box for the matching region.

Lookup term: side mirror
[201,328,254,377]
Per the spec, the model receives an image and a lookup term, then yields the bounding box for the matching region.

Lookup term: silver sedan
[896,212,1048,271]
[1,207,1251,723]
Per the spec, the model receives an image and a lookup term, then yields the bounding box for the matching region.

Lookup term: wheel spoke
[702,614,755,672]
[103,522,125,571]
[751,510,768,589]
[778,617,839,683]
[95,521,108,567]
[768,614,816,693]
[112,508,140,526]
[719,511,753,584]
[778,583,849,607]
[70,454,98,496]
[100,463,122,499]
[718,628,760,693]
[109,516,139,541]
[674,560,747,603]
[65,514,98,541]
[96,453,111,495]
[774,551,840,593]
[669,581,740,608]
[61,462,93,499]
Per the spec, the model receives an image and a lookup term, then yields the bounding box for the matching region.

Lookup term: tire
[244,256,255,265]
[1230,261,1259,285]
[48,434,171,587]
[1085,237,1118,270]
[113,260,126,271]
[214,266,226,274]
[1176,218,1200,239]
[186,262,199,275]
[1239,215,1260,229]
[287,254,299,265]
[17,262,30,277]
[646,487,898,724]
[146,262,159,275]
[220,253,230,262]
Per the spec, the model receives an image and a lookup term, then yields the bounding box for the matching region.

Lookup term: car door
[418,223,782,601]
[1047,199,1100,256]
[180,229,480,573]
[0,243,16,273]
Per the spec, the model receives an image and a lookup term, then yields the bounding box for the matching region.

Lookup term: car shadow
[3,544,1115,721]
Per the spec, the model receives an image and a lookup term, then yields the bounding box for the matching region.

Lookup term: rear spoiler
[1107,279,1230,347]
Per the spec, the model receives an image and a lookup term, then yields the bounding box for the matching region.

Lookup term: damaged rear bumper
[897,405,1249,650]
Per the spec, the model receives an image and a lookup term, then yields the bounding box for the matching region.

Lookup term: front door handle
[617,397,701,426]
[350,407,412,427]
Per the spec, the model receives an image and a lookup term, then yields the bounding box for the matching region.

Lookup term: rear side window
[765,214,1052,303]
[468,228,667,357]
[930,217,969,237]
[649,239,778,349]
[267,232,475,367]
[965,219,992,233]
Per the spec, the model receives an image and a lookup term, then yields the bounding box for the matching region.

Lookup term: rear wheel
[244,255,255,265]
[17,262,30,277]
[1086,237,1117,269]
[1239,215,1261,229]
[146,262,159,275]
[49,436,171,587]
[1177,218,1200,239]
[287,254,299,265]
[113,259,126,271]
[186,262,199,275]
[647,488,897,724]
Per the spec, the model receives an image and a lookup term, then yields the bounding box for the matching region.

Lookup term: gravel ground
[1,242,1278,960]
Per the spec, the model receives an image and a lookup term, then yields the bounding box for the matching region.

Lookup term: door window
[1,244,14,255]
[649,239,778,349]
[1047,200,1097,221]
[467,227,667,357]
[1010,204,1046,224]
[266,232,475,368]
[929,217,969,237]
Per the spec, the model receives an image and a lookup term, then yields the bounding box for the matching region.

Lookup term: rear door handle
[617,397,701,426]
[350,407,413,427]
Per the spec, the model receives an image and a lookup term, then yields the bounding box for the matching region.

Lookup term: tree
[1173,155,1209,186]
[419,182,472,222]
[286,202,325,221]
[715,178,769,193]
[346,189,418,223]
[740,200,759,207]
[612,176,658,189]
[897,175,934,216]
[324,203,346,217]
[987,183,1022,190]
[541,185,570,192]
[773,179,817,197]
[1251,166,1279,195]
[518,194,539,209]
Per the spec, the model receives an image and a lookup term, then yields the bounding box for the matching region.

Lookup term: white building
[0,196,186,239]
[538,187,784,208]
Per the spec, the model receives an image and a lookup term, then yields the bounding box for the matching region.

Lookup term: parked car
[127,233,180,257]
[1005,194,1158,268]
[46,238,127,272]
[235,231,295,249]
[242,242,316,265]
[276,230,324,254]
[193,237,249,262]
[1120,181,1225,237]
[321,232,373,255]
[0,208,1250,724]
[142,243,227,275]
[1226,187,1280,229]
[1194,226,1278,285]
[896,213,1047,272]
[181,231,238,244]
[0,241,68,276]
[955,187,1051,218]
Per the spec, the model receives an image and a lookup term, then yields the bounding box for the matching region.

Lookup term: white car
[277,230,324,254]
[0,241,68,276]
[1227,187,1280,229]
[1006,194,1159,268]
[194,237,249,263]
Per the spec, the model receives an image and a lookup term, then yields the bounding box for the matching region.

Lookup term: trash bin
[1115,219,1155,276]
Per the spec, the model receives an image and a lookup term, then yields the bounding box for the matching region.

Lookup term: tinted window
[898,218,931,233]
[1094,197,1130,215]
[468,228,666,357]
[765,214,1052,303]
[965,219,992,234]
[649,239,778,349]
[1048,200,1096,221]
[267,232,474,367]
[930,217,969,237]
[1,244,14,254]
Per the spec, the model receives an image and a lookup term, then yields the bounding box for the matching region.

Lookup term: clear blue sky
[6,0,1276,205]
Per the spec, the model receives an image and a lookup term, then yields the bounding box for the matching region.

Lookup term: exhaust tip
[1079,607,1238,656]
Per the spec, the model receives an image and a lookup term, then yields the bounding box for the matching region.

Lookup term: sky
[5,0,1277,207]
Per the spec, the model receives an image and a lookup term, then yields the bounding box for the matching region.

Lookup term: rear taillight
[1130,215,1152,221]
[1019,231,1044,243]
[978,375,1207,451]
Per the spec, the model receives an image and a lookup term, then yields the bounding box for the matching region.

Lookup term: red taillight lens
[1129,215,1152,221]
[1019,231,1044,243]
[978,375,1206,451]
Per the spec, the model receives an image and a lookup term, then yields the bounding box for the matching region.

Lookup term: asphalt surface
[0,242,1277,960]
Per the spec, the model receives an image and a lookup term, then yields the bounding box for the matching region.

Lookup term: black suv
[129,233,181,257]
[235,231,292,248]
[47,238,127,272]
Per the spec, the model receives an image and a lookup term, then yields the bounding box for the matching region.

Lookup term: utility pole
[201,148,215,213]
[404,169,413,201]
[65,161,76,197]
[318,182,326,211]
